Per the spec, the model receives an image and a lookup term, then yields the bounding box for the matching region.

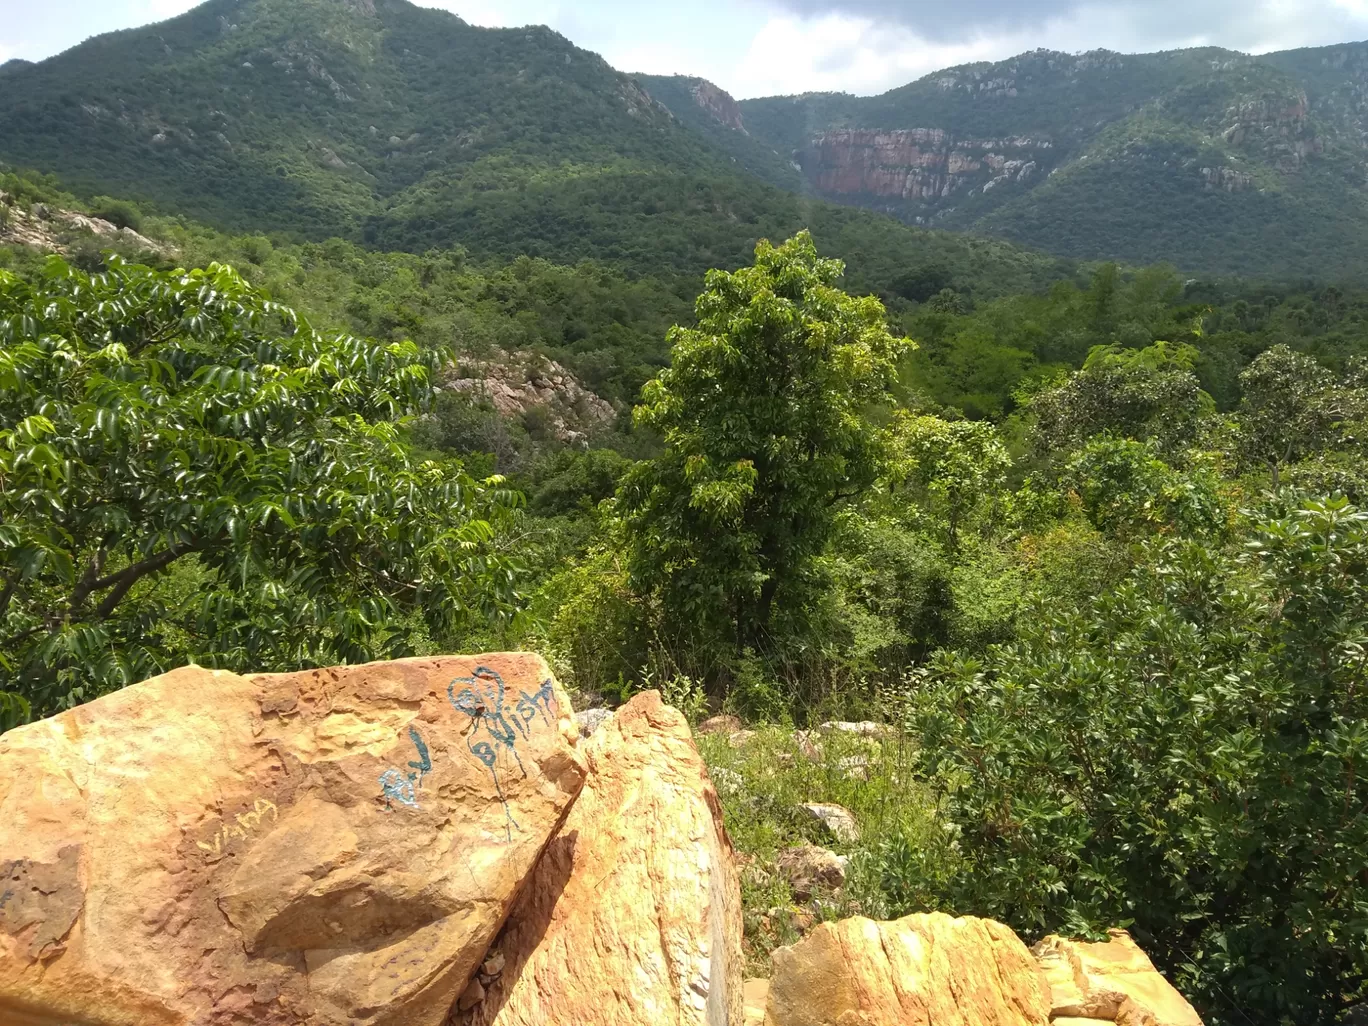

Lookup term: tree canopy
[619,231,911,657]
[0,257,522,727]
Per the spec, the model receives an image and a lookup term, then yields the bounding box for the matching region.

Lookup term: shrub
[903,498,1368,1024]
[89,195,144,232]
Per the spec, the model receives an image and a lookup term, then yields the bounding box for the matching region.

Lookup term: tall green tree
[1237,344,1341,488]
[0,257,522,728]
[1031,340,1213,459]
[619,231,910,659]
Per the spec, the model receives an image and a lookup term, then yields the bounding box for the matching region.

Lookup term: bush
[903,498,1368,1025]
[89,195,144,232]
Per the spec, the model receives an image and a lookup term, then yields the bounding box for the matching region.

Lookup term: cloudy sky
[6,0,1368,98]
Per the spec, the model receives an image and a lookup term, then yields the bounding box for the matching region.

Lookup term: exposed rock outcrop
[459,690,743,1026]
[762,912,1052,1026]
[0,655,585,1026]
[0,195,165,256]
[797,129,1050,207]
[445,349,616,443]
[1034,930,1202,1025]
[691,80,748,134]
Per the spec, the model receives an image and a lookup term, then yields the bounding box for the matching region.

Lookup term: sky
[5,0,1368,98]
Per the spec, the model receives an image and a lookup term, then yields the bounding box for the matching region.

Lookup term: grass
[696,720,957,976]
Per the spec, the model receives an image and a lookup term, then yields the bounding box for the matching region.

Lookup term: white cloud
[724,1,1368,99]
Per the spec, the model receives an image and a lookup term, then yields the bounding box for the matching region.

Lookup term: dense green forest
[9,0,1368,282]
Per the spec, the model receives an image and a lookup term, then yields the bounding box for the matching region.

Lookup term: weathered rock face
[691,79,748,134]
[446,348,616,444]
[763,912,1051,1026]
[460,690,744,1026]
[1033,930,1203,1025]
[797,129,1050,209]
[0,654,585,1026]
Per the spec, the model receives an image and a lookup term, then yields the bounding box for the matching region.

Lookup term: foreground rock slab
[1034,931,1203,1025]
[0,654,585,1026]
[764,912,1051,1026]
[460,690,744,1026]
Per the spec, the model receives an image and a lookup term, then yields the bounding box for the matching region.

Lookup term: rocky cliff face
[691,80,747,134]
[797,130,1051,216]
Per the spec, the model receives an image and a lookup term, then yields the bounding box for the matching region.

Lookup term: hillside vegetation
[737,45,1368,279]
[4,2,1368,1021]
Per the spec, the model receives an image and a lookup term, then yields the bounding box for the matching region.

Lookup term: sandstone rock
[798,803,860,843]
[0,654,585,1026]
[1033,931,1202,1025]
[744,979,770,1026]
[459,691,743,1026]
[698,713,743,736]
[573,706,613,738]
[775,845,848,900]
[764,912,1051,1026]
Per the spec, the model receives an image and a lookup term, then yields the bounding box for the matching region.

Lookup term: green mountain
[0,0,1068,299]
[731,45,1368,280]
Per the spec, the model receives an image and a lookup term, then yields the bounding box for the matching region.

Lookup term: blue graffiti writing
[407,725,432,783]
[379,768,420,810]
[379,725,432,812]
[448,666,528,841]
[0,889,13,911]
[513,679,558,740]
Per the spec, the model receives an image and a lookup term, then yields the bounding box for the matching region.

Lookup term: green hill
[736,45,1368,281]
[0,0,1071,299]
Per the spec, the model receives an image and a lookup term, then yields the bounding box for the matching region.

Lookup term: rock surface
[798,803,860,843]
[446,349,615,443]
[459,690,744,1026]
[0,654,585,1026]
[1033,931,1203,1025]
[775,845,848,900]
[744,979,770,1026]
[573,706,613,738]
[764,912,1051,1026]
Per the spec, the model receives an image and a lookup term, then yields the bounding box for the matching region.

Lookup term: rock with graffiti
[0,654,585,1026]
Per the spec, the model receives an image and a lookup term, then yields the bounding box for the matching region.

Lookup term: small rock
[794,730,823,762]
[819,720,893,739]
[457,976,486,1011]
[775,845,849,900]
[574,707,613,738]
[728,728,756,748]
[710,766,743,793]
[698,714,742,736]
[799,803,860,843]
[838,755,870,780]
[481,950,505,977]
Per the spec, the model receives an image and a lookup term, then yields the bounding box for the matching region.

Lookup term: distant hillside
[0,0,1073,300]
[733,44,1368,280]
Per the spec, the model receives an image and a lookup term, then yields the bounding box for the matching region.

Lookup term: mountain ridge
[6,0,1368,281]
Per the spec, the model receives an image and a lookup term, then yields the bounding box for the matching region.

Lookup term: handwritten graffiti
[0,889,13,911]
[514,679,557,740]
[448,668,558,841]
[197,798,279,858]
[379,725,432,812]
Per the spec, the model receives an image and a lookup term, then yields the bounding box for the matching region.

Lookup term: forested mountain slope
[734,44,1368,280]
[0,0,1068,295]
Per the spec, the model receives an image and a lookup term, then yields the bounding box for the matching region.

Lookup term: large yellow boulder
[459,690,745,1026]
[763,911,1052,1026]
[0,654,586,1026]
[1033,931,1203,1025]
